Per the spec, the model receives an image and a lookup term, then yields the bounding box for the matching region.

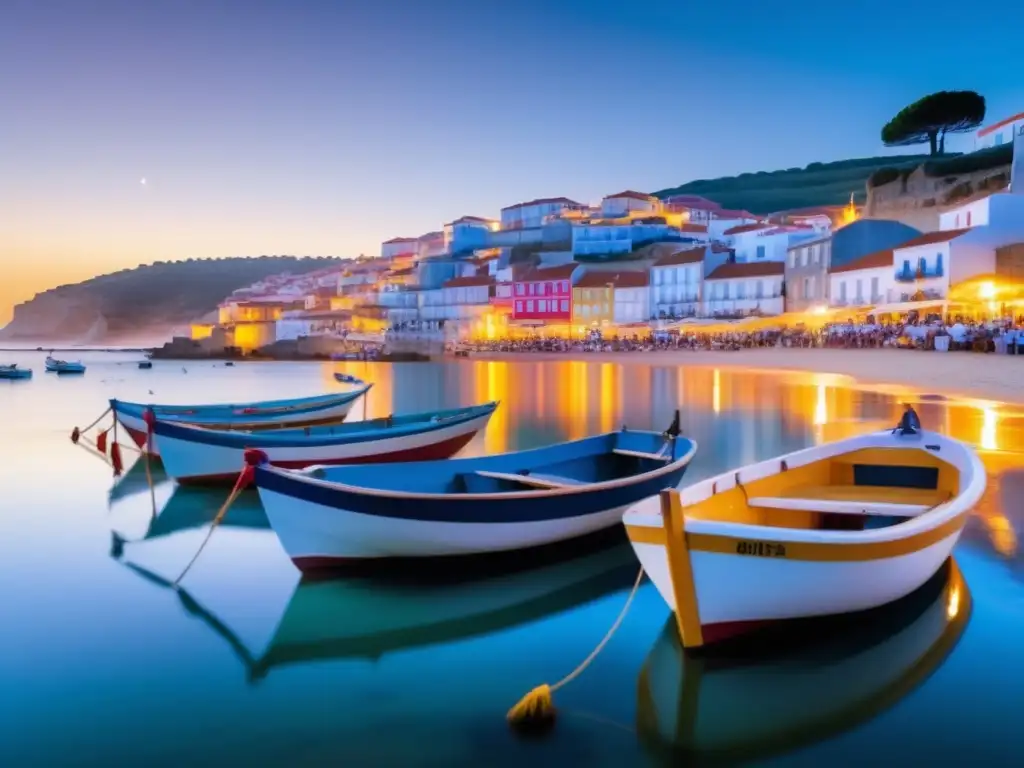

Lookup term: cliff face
[0,256,344,344]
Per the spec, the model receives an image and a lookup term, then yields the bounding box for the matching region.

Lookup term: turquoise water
[2,350,1023,766]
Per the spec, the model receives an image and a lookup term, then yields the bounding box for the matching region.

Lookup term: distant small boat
[138,361,153,370]
[225,361,234,367]
[0,364,32,380]
[624,426,985,649]
[333,373,364,385]
[154,401,499,484]
[252,417,696,572]
[45,357,86,374]
[637,559,971,764]
[111,386,372,458]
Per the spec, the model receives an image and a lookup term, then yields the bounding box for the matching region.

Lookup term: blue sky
[0,0,1020,321]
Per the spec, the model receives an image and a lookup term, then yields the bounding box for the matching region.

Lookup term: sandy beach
[468,348,1024,407]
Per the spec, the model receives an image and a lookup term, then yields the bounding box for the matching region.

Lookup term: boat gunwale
[624,430,986,547]
[256,432,698,502]
[150,401,499,448]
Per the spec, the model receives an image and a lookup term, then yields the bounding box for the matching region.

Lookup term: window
[803,276,811,298]
[562,280,569,292]
[561,299,569,312]
[855,278,863,302]
[756,280,764,298]
[528,283,535,295]
[580,304,589,317]
[756,245,766,259]
[967,211,972,226]
[870,276,879,301]
[936,253,944,276]
[515,300,523,313]
[788,252,797,268]
[526,300,534,312]
[839,281,847,302]
[918,256,926,274]
[515,284,524,296]
[737,282,746,299]
[538,300,547,312]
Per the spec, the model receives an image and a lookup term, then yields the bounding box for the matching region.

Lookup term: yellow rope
[507,565,645,731]
[77,406,113,436]
[171,480,248,586]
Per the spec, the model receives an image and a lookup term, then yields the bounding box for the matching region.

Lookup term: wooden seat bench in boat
[747,484,950,517]
[612,448,670,461]
[472,470,585,489]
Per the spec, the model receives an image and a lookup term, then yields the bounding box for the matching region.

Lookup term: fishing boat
[154,401,498,484]
[333,372,364,384]
[623,423,985,649]
[0,364,32,380]
[112,533,637,682]
[45,356,86,374]
[251,415,696,571]
[637,559,970,764]
[110,385,371,457]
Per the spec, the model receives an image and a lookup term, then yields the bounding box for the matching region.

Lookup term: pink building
[511,263,579,322]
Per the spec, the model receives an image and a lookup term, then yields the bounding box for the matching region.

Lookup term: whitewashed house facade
[702,261,785,317]
[974,112,1024,151]
[601,191,660,217]
[611,272,650,324]
[939,193,1024,231]
[649,247,705,319]
[500,197,585,230]
[828,249,893,308]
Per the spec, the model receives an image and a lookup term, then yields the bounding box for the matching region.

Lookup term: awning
[868,299,950,314]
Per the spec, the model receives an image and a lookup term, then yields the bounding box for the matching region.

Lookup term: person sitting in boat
[894,403,922,436]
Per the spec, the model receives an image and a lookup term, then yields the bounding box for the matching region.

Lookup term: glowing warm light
[840,192,858,227]
[712,369,721,414]
[810,304,829,316]
[981,406,999,451]
[979,281,996,300]
[814,383,827,426]
[488,221,500,232]
[946,584,960,619]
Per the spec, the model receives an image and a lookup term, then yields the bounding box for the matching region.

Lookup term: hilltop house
[500,197,585,230]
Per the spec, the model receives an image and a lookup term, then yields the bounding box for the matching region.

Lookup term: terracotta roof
[418,231,443,240]
[383,237,417,244]
[723,223,771,236]
[706,261,785,280]
[715,209,757,220]
[893,228,971,249]
[829,248,894,274]
[978,112,1024,137]
[677,223,709,234]
[501,197,583,212]
[653,247,706,267]
[575,271,649,289]
[443,275,496,288]
[518,263,580,282]
[604,190,654,201]
[711,243,734,254]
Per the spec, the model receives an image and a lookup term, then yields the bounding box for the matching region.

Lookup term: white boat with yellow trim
[623,427,985,649]
[637,559,971,763]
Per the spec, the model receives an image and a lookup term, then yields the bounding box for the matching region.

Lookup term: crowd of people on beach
[452,318,1024,356]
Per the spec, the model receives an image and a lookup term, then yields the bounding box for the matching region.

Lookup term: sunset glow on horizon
[2,0,1020,325]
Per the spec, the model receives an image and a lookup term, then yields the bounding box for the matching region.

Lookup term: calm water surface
[2,351,1023,766]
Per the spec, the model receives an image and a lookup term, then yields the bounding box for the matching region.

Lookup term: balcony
[895,265,943,282]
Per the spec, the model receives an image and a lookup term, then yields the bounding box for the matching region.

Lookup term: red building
[512,263,579,322]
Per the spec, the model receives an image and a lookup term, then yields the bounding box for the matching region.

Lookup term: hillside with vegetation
[653,154,935,213]
[1,256,344,343]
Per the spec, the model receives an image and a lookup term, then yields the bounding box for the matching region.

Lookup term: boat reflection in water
[637,559,971,765]
[111,494,637,682]
[106,455,172,504]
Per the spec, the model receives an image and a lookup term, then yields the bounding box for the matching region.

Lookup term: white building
[707,211,760,239]
[444,216,498,255]
[418,275,494,327]
[974,112,1024,151]
[702,261,785,317]
[611,272,650,325]
[722,223,818,263]
[571,220,699,257]
[500,197,585,230]
[381,237,419,261]
[416,231,446,260]
[939,192,1024,231]
[600,190,660,218]
[828,249,893,308]
[649,247,705,319]
[662,195,723,225]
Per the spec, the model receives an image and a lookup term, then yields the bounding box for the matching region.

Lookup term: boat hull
[157,410,493,483]
[254,442,694,570]
[113,394,365,458]
[624,429,985,648]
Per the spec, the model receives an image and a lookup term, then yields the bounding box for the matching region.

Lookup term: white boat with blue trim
[111,385,371,458]
[0,364,32,380]
[45,356,86,374]
[251,416,697,572]
[624,416,985,650]
[154,401,498,484]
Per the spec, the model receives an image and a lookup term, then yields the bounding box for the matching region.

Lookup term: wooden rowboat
[251,418,696,572]
[623,426,985,649]
[153,401,498,484]
[637,559,971,763]
[111,385,371,457]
